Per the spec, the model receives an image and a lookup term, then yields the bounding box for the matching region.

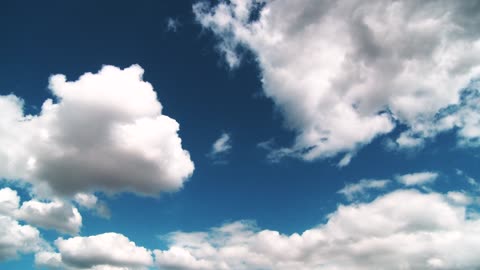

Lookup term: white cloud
[74,193,110,219]
[166,18,181,32]
[0,65,194,197]
[0,187,82,235]
[396,171,439,186]
[17,200,82,235]
[74,193,98,209]
[154,189,480,270]
[208,132,232,163]
[211,132,232,155]
[194,0,480,162]
[0,215,44,261]
[338,178,390,201]
[446,191,472,205]
[0,187,20,216]
[51,233,153,270]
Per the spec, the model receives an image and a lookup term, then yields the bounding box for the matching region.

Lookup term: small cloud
[166,17,181,32]
[208,132,232,164]
[446,191,472,205]
[74,193,110,219]
[338,179,390,201]
[337,152,355,168]
[396,171,439,186]
[257,138,295,163]
[467,176,479,187]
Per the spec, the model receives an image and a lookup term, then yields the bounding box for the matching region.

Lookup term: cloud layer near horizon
[194,0,480,163]
[0,65,194,197]
[22,182,479,270]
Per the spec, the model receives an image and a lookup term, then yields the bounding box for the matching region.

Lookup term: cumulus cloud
[17,200,82,235]
[0,187,20,216]
[396,171,439,186]
[154,189,480,270]
[0,65,194,196]
[0,216,44,261]
[338,178,390,201]
[74,193,110,219]
[37,233,153,270]
[0,188,46,261]
[194,0,480,162]
[0,187,82,235]
[208,132,232,163]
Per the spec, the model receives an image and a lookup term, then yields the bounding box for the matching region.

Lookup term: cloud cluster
[0,188,46,261]
[0,216,43,261]
[154,189,480,270]
[0,187,82,235]
[194,0,480,163]
[35,233,153,270]
[0,65,194,196]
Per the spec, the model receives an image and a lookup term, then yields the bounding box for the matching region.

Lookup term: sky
[1,0,480,269]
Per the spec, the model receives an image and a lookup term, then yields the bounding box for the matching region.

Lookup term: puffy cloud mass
[17,200,82,235]
[0,216,44,261]
[155,189,480,270]
[0,65,194,196]
[0,188,45,261]
[0,187,82,235]
[36,233,153,270]
[194,0,480,162]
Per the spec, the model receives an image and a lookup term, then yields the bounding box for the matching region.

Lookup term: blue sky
[1,0,480,269]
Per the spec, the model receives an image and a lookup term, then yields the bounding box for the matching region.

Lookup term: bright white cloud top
[194,0,480,162]
[0,65,194,196]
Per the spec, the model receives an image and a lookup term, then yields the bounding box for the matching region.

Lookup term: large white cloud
[36,233,153,270]
[0,65,194,196]
[194,0,480,163]
[154,189,480,270]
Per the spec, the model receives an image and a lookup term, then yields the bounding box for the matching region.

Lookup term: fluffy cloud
[0,216,44,261]
[338,178,390,200]
[194,0,480,162]
[0,65,194,196]
[17,200,82,235]
[0,188,82,235]
[396,171,439,186]
[0,187,20,216]
[37,233,153,270]
[74,193,110,219]
[0,189,46,261]
[154,189,480,270]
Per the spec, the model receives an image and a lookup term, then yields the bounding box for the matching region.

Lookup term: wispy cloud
[208,132,232,164]
[338,179,390,201]
[396,171,439,186]
[166,17,180,32]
